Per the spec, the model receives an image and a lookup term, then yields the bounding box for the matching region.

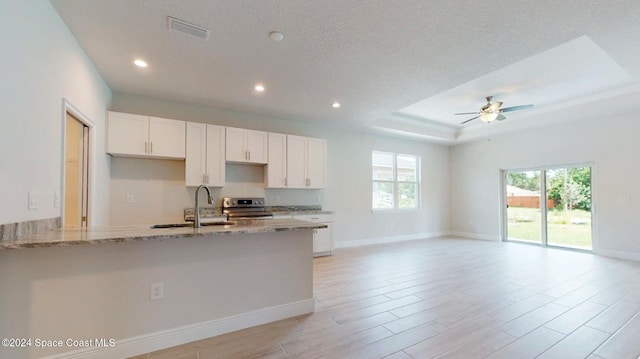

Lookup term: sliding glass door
[504,166,592,250]
[506,170,542,244]
[545,167,592,249]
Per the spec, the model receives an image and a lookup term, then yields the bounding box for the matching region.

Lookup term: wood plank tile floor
[131,237,640,359]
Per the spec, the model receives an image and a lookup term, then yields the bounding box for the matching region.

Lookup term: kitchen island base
[0,229,314,359]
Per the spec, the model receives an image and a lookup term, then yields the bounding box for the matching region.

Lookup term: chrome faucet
[194,184,215,228]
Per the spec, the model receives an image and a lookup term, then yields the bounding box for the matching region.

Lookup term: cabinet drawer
[293,213,333,223]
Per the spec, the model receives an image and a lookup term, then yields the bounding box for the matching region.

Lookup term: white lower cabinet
[293,213,333,256]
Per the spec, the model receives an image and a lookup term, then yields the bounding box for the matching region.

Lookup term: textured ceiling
[50,0,640,143]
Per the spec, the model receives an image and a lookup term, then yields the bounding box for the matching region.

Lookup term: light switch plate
[126,194,134,204]
[53,192,60,208]
[28,192,38,210]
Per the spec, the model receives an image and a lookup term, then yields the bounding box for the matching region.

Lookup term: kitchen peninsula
[0,219,325,358]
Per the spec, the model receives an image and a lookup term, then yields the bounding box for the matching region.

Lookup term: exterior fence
[507,195,555,209]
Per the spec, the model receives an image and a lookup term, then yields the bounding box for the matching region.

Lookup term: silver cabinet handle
[248,151,251,161]
[150,142,153,154]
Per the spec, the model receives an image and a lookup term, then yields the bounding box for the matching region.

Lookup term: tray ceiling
[50,0,640,144]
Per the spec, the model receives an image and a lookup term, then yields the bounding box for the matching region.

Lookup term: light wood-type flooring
[131,237,640,359]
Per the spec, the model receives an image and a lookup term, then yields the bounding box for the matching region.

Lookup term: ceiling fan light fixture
[488,101,503,112]
[456,96,534,125]
[480,113,499,123]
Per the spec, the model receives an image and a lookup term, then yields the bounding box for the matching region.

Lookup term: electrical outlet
[617,194,630,204]
[126,194,134,204]
[28,192,38,210]
[53,192,60,208]
[150,282,164,301]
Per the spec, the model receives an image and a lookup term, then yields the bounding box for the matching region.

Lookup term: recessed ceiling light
[331,102,341,108]
[133,59,148,68]
[269,31,284,41]
[254,84,265,92]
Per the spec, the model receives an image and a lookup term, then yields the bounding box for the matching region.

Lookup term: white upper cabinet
[148,117,186,158]
[265,132,287,188]
[306,137,327,188]
[107,112,148,156]
[225,127,267,164]
[185,123,225,187]
[107,111,185,159]
[286,135,308,188]
[286,135,326,189]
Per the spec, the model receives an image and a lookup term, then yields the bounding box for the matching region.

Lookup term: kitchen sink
[150,222,235,229]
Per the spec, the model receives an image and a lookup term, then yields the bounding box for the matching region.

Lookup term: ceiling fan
[456,96,534,125]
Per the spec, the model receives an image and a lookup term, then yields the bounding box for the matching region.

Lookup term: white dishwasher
[293,213,334,257]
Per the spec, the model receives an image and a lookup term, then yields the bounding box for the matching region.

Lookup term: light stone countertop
[0,219,326,251]
[183,206,333,221]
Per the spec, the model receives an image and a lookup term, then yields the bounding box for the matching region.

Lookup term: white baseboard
[596,248,640,262]
[335,232,448,249]
[447,231,501,242]
[43,298,315,359]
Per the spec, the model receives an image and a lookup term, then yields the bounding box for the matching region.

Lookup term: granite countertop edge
[0,219,326,251]
[184,207,333,219]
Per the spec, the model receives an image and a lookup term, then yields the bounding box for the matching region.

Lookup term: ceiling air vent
[167,16,210,40]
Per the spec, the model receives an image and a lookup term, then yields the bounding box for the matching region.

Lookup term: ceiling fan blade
[500,104,534,113]
[496,114,507,121]
[454,112,480,115]
[460,115,480,125]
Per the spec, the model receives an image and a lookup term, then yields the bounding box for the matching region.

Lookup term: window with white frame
[372,151,420,210]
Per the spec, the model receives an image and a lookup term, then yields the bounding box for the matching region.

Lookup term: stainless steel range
[222,197,274,220]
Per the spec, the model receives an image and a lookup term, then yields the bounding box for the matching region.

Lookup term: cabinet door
[225,127,247,162]
[286,135,307,188]
[185,122,207,186]
[107,112,148,156]
[149,117,186,158]
[313,226,333,254]
[266,132,286,188]
[246,130,268,164]
[205,125,226,187]
[307,138,326,188]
